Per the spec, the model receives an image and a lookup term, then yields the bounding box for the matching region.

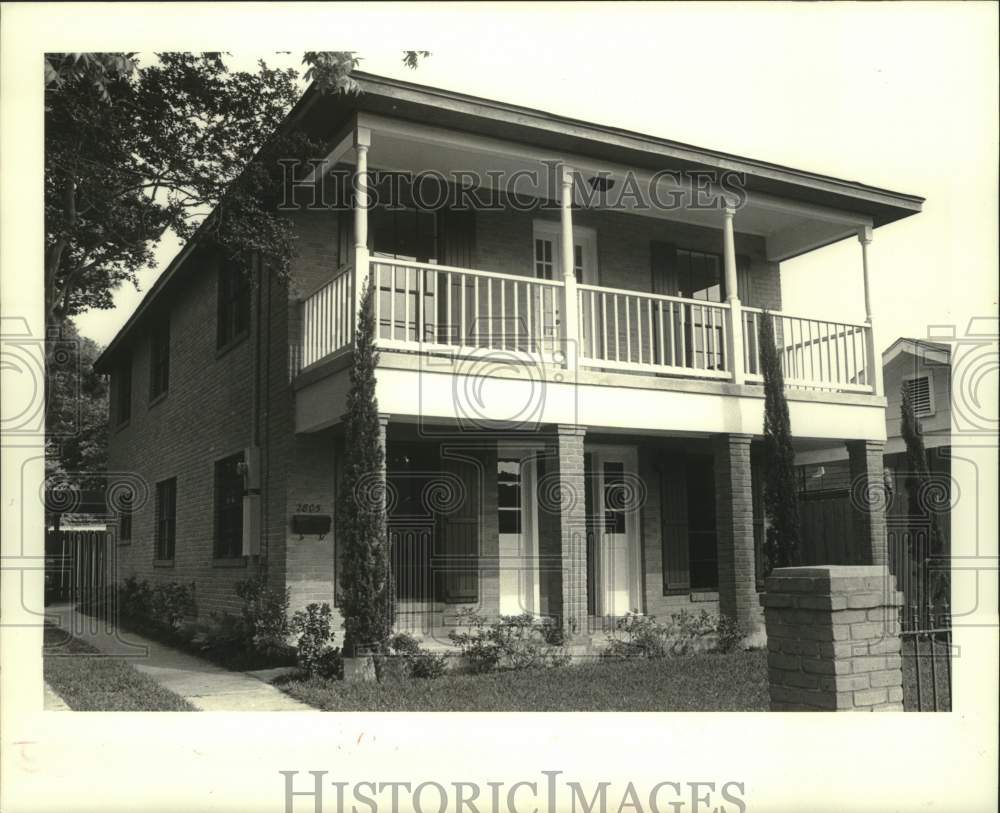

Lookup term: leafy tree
[45,320,108,489]
[335,279,393,657]
[43,51,428,349]
[759,311,801,572]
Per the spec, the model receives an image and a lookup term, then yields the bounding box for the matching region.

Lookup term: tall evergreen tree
[335,278,394,657]
[759,311,801,572]
[900,385,948,611]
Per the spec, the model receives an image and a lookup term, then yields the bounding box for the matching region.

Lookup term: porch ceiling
[324,112,874,264]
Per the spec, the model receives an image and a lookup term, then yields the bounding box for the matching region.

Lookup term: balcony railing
[578,285,731,378]
[743,308,873,393]
[294,259,877,395]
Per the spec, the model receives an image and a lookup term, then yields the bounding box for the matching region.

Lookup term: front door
[497,446,541,616]
[589,446,641,618]
[532,221,598,284]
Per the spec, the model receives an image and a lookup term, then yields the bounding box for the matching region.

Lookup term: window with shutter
[660,454,691,593]
[155,478,177,562]
[214,452,244,559]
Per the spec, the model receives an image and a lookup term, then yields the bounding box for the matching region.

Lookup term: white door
[497,447,541,616]
[532,221,598,284]
[591,446,641,617]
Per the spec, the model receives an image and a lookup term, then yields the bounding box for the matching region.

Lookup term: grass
[275,650,769,711]
[901,636,952,712]
[43,626,196,711]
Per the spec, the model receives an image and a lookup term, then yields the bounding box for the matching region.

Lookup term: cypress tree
[900,385,947,612]
[336,277,394,657]
[759,311,801,572]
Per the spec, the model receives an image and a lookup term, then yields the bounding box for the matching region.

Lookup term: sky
[74,4,999,357]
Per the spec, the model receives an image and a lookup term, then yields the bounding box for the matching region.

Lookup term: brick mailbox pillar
[763,565,904,711]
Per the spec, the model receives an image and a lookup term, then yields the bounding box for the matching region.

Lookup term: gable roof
[882,337,952,368]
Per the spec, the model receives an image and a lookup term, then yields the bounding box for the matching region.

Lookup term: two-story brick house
[94,73,923,639]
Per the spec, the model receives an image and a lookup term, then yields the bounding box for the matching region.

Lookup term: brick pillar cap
[765,565,902,605]
[771,565,888,579]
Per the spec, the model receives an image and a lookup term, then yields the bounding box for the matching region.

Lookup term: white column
[722,206,746,384]
[559,165,579,370]
[353,126,371,328]
[858,226,882,395]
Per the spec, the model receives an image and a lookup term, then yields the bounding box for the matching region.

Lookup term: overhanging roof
[95,71,924,371]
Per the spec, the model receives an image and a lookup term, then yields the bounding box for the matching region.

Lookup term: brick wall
[713,433,759,632]
[763,565,904,711]
[553,425,588,633]
[846,439,888,566]
[106,251,262,618]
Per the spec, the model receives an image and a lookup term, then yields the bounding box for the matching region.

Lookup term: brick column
[554,424,588,636]
[713,433,758,633]
[846,440,888,565]
[764,565,904,711]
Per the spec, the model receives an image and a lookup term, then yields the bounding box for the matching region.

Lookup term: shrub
[235,577,290,656]
[384,633,448,679]
[714,615,743,654]
[448,611,570,673]
[149,581,196,632]
[118,576,152,622]
[290,603,337,677]
[603,610,721,660]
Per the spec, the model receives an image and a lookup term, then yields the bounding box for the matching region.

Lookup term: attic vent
[903,375,933,417]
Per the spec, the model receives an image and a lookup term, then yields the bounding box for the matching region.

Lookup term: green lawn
[276,650,769,711]
[43,626,196,711]
[902,637,952,712]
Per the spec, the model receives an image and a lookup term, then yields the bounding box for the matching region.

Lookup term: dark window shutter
[650,241,678,296]
[736,254,753,305]
[660,453,691,592]
[437,452,481,603]
[337,209,353,268]
[438,207,476,269]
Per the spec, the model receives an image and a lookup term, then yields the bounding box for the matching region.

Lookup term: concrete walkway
[47,605,311,711]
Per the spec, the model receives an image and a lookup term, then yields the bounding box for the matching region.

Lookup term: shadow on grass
[275,650,770,712]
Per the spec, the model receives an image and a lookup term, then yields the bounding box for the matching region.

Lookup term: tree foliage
[759,311,801,572]
[45,320,108,488]
[900,385,946,559]
[43,50,429,342]
[335,279,393,657]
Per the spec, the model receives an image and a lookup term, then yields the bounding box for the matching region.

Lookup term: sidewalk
[47,604,311,711]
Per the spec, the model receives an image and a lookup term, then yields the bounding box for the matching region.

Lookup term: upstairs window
[113,355,132,426]
[149,317,170,400]
[903,375,934,417]
[155,478,177,562]
[118,485,134,544]
[370,207,438,263]
[675,249,724,302]
[217,257,250,349]
[214,452,244,559]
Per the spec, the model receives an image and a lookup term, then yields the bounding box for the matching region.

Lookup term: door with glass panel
[589,446,641,617]
[497,447,540,615]
[532,221,597,354]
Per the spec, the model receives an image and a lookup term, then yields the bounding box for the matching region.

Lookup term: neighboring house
[93,73,923,637]
[795,338,951,613]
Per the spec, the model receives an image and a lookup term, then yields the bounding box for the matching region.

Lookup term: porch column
[846,439,888,566]
[858,226,883,396]
[712,433,758,633]
[554,424,587,635]
[353,126,372,321]
[559,165,579,370]
[722,206,746,385]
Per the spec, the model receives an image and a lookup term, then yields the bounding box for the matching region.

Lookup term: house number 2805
[295,503,322,513]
